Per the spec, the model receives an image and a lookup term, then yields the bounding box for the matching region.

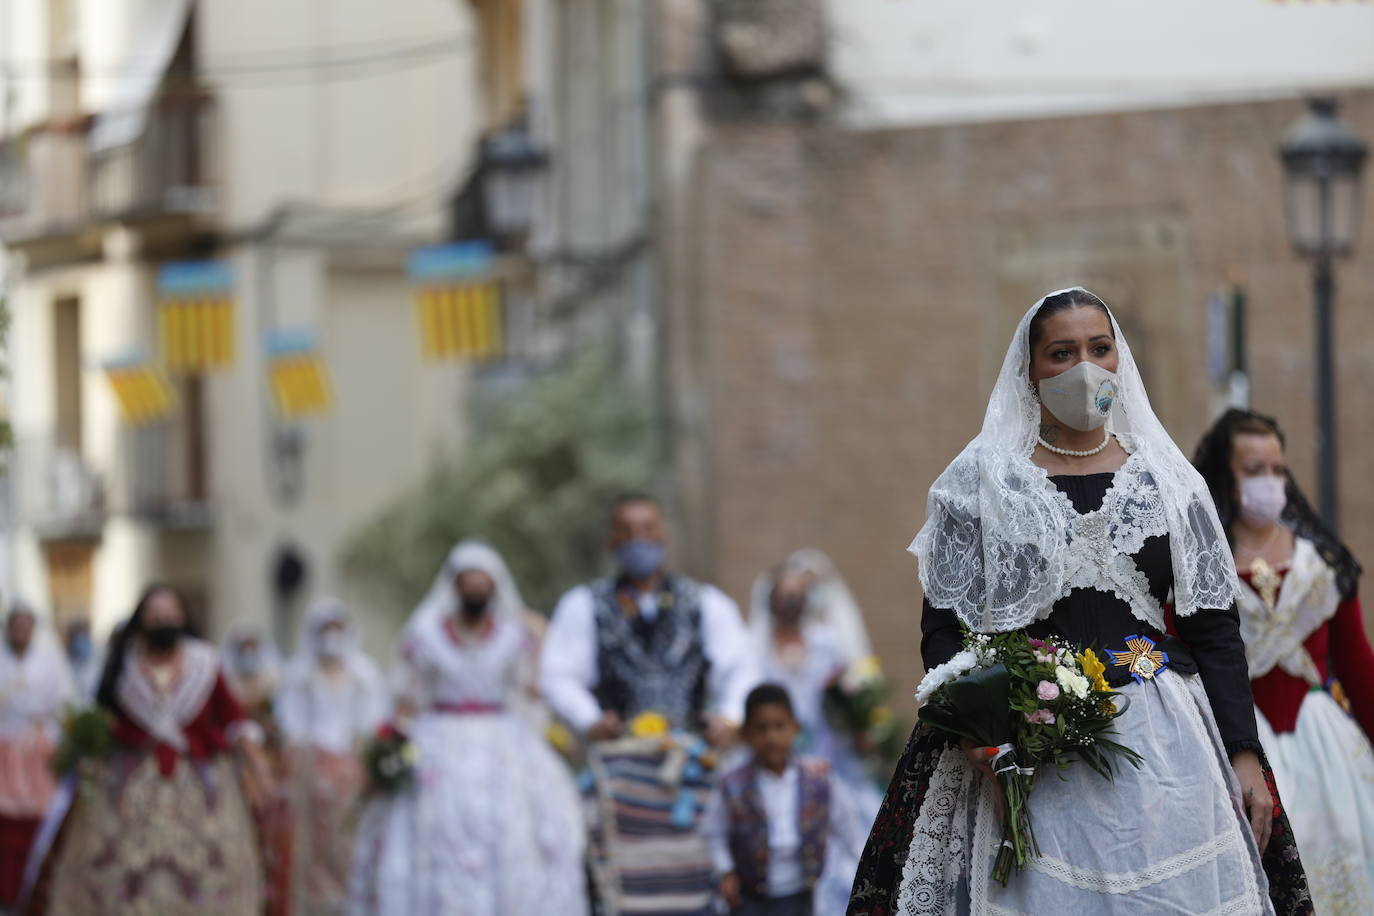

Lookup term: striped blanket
[585,737,718,916]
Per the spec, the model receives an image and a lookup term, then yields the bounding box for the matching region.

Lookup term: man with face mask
[542,493,758,745]
[540,494,759,916]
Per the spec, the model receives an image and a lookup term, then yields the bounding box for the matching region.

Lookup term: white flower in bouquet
[1054,665,1090,699]
[915,648,981,704]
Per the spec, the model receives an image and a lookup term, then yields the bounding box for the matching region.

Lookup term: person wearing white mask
[1194,408,1374,912]
[0,602,75,908]
[222,625,283,717]
[220,625,290,912]
[278,599,388,915]
[850,288,1305,915]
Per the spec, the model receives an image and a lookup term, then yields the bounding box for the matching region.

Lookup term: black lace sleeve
[1173,604,1263,756]
[920,599,964,672]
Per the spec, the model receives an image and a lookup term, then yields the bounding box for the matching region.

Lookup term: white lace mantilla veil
[404,539,527,639]
[285,596,379,686]
[909,287,1239,633]
[749,548,875,668]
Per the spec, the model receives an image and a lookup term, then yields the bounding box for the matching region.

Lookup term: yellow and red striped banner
[159,298,236,372]
[105,363,175,425]
[156,261,236,372]
[414,282,504,361]
[270,354,332,418]
[408,242,504,362]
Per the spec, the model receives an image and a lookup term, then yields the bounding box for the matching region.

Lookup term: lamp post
[479,119,547,243]
[1279,97,1367,530]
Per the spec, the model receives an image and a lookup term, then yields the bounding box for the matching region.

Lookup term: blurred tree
[342,355,661,617]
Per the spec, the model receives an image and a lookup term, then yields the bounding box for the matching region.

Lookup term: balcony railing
[0,92,218,244]
[126,419,213,529]
[11,436,107,539]
[91,92,219,220]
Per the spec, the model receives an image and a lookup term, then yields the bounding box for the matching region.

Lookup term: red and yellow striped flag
[267,329,332,419]
[159,298,236,372]
[270,354,332,418]
[408,242,504,362]
[105,363,176,425]
[414,282,504,361]
[156,262,236,372]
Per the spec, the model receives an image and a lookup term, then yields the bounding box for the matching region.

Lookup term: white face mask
[1238,475,1286,527]
[1037,360,1119,432]
[316,630,346,660]
[237,648,261,677]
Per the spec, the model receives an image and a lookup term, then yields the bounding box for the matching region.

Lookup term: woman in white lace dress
[848,289,1309,915]
[349,541,586,916]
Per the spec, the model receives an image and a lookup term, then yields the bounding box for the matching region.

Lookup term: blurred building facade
[0,0,484,649]
[3,0,1374,687]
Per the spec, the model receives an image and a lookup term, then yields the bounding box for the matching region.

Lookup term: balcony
[12,436,107,541]
[126,419,213,530]
[0,92,219,250]
[91,91,219,221]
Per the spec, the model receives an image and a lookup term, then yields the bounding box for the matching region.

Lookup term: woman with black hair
[34,585,271,915]
[1193,408,1374,912]
[849,288,1312,915]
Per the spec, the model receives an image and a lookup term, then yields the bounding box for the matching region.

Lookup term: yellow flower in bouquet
[546,721,576,755]
[628,711,671,738]
[1078,649,1110,693]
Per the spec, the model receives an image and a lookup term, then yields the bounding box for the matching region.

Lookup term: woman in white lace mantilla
[848,289,1305,916]
[348,540,586,916]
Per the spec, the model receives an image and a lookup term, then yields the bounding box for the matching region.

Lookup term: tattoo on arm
[1039,424,1060,444]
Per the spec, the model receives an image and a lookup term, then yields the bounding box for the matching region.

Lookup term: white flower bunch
[1054,664,1090,700]
[915,648,982,704]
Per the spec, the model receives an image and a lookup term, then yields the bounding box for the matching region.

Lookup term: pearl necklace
[1038,430,1112,457]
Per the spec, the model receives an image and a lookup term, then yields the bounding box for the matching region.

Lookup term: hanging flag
[157,261,236,372]
[104,357,176,425]
[267,329,332,419]
[407,242,504,361]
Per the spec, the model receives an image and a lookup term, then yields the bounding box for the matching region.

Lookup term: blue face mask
[616,539,666,580]
[69,633,93,663]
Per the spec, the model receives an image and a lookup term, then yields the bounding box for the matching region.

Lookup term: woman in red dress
[1194,408,1374,913]
[39,585,272,915]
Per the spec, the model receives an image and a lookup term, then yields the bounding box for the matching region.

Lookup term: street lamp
[1279,97,1368,530]
[479,119,548,241]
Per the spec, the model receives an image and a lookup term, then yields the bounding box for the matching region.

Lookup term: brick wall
[668,92,1374,710]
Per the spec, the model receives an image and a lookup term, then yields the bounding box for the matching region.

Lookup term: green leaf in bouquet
[918,663,1015,748]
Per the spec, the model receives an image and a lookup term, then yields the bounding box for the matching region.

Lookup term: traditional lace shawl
[910,288,1239,633]
[1236,536,1341,684]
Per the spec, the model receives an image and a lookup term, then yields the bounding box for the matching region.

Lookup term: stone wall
[669,92,1374,705]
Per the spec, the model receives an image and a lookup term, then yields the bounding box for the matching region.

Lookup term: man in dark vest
[541,493,758,914]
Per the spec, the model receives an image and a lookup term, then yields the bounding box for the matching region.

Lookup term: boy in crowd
[703,683,869,916]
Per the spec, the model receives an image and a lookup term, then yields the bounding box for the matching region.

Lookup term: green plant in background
[343,355,662,617]
[51,706,115,777]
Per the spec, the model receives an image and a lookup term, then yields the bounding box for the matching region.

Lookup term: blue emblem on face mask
[1095,379,1117,414]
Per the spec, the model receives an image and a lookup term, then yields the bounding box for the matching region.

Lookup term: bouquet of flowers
[823,654,903,773]
[915,631,1142,885]
[362,723,418,794]
[51,705,115,777]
